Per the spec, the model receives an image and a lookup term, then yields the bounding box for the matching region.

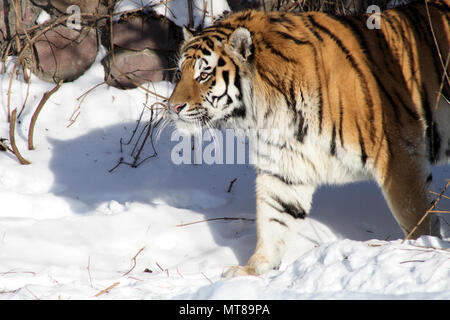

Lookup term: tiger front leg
[225,173,315,277]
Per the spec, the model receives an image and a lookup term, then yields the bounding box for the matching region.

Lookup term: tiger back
[167,0,450,276]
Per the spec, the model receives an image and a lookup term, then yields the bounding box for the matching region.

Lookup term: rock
[102,48,168,89]
[0,0,42,43]
[24,25,98,83]
[101,12,182,89]
[112,13,182,52]
[30,0,108,15]
[227,0,270,11]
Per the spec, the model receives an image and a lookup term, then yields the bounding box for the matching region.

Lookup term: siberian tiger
[167,0,450,276]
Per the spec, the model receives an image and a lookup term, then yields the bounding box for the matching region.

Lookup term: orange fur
[168,1,449,275]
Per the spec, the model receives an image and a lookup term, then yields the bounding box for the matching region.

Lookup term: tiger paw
[223,265,258,278]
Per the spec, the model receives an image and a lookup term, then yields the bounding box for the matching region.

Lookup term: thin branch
[9,109,31,165]
[227,178,237,192]
[201,272,213,284]
[28,80,63,150]
[86,256,93,288]
[94,282,120,297]
[429,190,450,201]
[403,180,450,242]
[176,217,255,227]
[424,1,450,87]
[123,247,145,276]
[17,70,31,119]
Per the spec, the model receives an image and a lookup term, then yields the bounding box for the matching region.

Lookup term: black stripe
[230,105,246,118]
[271,196,306,220]
[308,16,375,141]
[236,11,252,21]
[201,48,211,56]
[401,6,429,43]
[356,122,368,166]
[338,92,344,148]
[422,85,441,163]
[274,31,311,46]
[372,73,400,122]
[233,64,241,94]
[215,23,235,31]
[426,173,433,184]
[269,218,288,228]
[371,72,420,122]
[392,90,420,121]
[388,13,418,94]
[428,1,450,14]
[256,63,286,96]
[330,124,337,156]
[183,42,201,52]
[305,15,324,42]
[256,169,304,186]
[200,29,229,39]
[222,70,229,85]
[296,115,308,143]
[261,38,297,63]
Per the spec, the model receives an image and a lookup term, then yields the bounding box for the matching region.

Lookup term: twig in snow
[123,247,145,276]
[109,102,165,172]
[155,261,169,277]
[176,217,255,227]
[0,139,13,153]
[94,281,120,297]
[28,79,63,150]
[86,256,93,288]
[25,286,40,300]
[201,272,213,284]
[227,178,237,192]
[403,180,450,243]
[399,260,425,264]
[17,70,31,119]
[9,109,31,165]
[155,261,164,272]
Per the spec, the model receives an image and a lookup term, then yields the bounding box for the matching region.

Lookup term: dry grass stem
[176,217,255,227]
[201,272,213,284]
[123,247,145,276]
[227,178,238,192]
[403,180,450,243]
[429,191,450,201]
[94,281,120,297]
[28,80,63,150]
[9,109,31,165]
[86,256,93,289]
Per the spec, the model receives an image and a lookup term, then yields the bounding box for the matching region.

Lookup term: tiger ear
[229,27,253,61]
[182,25,194,40]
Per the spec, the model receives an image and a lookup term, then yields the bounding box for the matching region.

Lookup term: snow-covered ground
[1,0,450,300]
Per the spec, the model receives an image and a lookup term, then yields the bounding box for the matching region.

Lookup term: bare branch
[9,109,31,165]
[28,80,63,150]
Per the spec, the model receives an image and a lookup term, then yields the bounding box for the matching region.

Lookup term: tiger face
[167,27,252,133]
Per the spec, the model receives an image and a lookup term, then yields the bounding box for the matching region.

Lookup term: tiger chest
[251,134,370,186]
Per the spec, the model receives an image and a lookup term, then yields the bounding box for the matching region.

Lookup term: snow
[1,0,450,300]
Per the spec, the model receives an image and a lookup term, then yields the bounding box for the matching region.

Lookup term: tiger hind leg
[378,154,441,239]
[225,173,315,277]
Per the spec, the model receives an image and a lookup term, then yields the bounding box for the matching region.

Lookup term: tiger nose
[170,103,187,114]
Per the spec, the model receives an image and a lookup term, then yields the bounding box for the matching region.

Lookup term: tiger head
[167,26,253,133]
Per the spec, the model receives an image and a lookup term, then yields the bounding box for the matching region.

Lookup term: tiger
[166,0,450,277]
